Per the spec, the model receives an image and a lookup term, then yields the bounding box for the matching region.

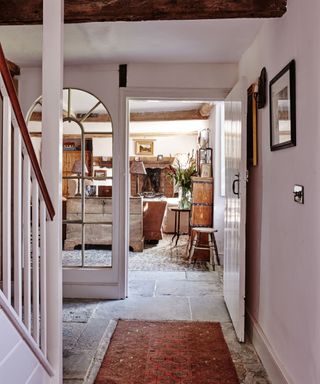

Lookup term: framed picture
[269,60,296,151]
[200,163,212,178]
[135,140,154,156]
[94,169,106,178]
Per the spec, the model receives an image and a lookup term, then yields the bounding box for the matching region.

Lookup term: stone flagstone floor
[63,236,270,384]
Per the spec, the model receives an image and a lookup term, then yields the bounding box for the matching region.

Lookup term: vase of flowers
[178,186,192,209]
[168,154,197,209]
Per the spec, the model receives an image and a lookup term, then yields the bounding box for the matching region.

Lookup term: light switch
[293,185,304,204]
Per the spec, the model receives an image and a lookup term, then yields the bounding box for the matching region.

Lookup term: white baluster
[13,124,22,317]
[32,178,40,345]
[23,154,31,331]
[2,95,12,302]
[40,198,47,356]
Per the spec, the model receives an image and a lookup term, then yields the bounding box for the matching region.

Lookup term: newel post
[42,0,64,382]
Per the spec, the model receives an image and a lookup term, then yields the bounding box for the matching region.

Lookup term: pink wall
[240,1,320,383]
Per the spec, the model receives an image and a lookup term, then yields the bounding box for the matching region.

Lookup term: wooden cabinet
[190,177,214,261]
[191,177,213,227]
[62,150,92,196]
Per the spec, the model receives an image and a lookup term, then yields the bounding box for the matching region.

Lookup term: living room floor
[63,235,269,384]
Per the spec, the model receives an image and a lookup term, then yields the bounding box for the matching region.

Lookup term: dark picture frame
[269,60,296,151]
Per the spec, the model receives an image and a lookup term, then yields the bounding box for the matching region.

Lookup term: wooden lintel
[130,110,207,122]
[30,109,208,123]
[0,0,287,25]
[6,59,20,77]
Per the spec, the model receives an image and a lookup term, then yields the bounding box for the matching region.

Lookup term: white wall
[127,63,238,89]
[130,134,197,157]
[240,1,320,383]
[0,310,49,384]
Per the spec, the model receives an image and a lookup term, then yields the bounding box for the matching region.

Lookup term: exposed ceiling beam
[6,59,20,77]
[0,0,287,25]
[130,110,208,122]
[30,109,208,123]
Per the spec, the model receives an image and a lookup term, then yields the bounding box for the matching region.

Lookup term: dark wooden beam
[130,110,208,122]
[30,109,208,123]
[0,0,287,25]
[6,59,20,77]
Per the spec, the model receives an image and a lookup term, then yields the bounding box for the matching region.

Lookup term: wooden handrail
[0,43,55,220]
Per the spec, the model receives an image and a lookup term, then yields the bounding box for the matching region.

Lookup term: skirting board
[63,283,123,299]
[246,311,293,384]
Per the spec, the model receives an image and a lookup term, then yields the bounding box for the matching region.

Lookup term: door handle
[232,173,240,198]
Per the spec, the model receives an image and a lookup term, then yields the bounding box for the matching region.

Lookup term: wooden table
[170,207,191,246]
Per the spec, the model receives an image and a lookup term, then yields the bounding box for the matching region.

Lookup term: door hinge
[246,170,249,183]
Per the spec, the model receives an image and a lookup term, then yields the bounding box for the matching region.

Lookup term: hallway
[63,267,270,383]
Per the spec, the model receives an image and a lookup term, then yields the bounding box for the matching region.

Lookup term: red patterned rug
[94,320,239,384]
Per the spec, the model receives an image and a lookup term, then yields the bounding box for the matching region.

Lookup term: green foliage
[167,155,197,190]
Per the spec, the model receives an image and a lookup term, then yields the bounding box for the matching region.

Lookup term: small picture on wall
[135,140,154,156]
[94,170,107,178]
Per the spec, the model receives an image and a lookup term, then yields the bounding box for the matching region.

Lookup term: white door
[224,78,247,342]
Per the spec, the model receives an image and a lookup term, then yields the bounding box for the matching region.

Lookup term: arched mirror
[27,88,113,268]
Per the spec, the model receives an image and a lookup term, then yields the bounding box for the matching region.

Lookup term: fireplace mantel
[130,156,175,197]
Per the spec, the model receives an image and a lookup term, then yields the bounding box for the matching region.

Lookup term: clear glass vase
[178,186,191,209]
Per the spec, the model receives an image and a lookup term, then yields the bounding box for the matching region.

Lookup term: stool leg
[189,232,198,264]
[208,233,214,270]
[186,229,192,258]
[212,231,220,265]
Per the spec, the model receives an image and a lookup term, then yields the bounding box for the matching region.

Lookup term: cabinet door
[62,151,81,196]
[191,177,213,227]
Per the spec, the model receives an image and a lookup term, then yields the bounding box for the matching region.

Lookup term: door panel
[224,78,247,342]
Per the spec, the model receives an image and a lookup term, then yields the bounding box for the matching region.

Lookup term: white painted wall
[210,104,225,262]
[0,309,49,384]
[239,1,320,383]
[127,63,238,89]
[130,134,197,157]
[92,133,198,158]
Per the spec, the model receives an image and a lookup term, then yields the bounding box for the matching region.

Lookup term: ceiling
[0,18,264,66]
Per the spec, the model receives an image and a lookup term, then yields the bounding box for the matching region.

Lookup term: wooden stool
[188,227,219,268]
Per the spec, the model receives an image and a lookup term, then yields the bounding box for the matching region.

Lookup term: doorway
[125,96,224,297]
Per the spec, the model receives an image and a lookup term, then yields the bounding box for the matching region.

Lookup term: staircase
[0,44,55,382]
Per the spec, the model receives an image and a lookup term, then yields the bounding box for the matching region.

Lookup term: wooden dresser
[64,196,144,252]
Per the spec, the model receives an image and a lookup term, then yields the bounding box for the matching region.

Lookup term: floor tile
[155,280,220,297]
[63,349,95,380]
[93,296,191,321]
[76,318,110,350]
[63,322,86,350]
[189,296,230,322]
[129,271,186,281]
[128,279,156,297]
[186,270,220,282]
[63,300,99,323]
